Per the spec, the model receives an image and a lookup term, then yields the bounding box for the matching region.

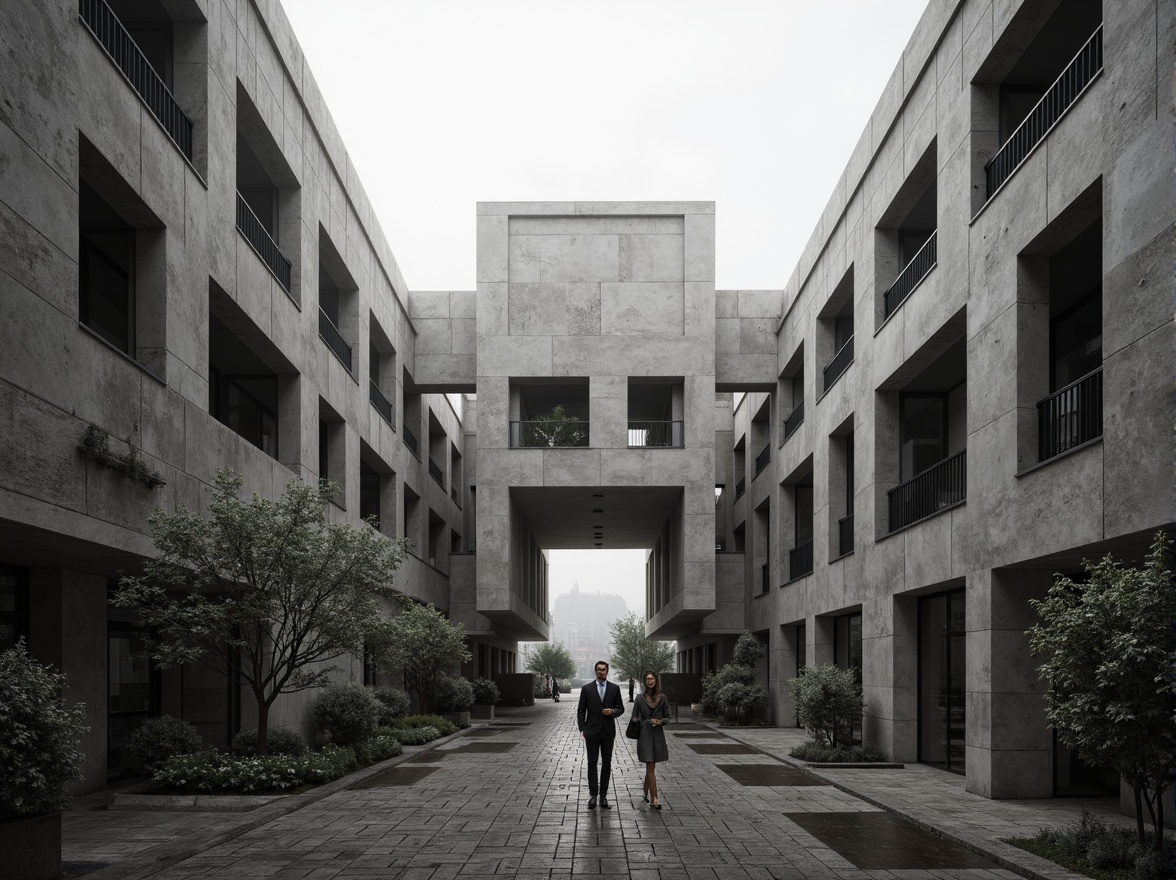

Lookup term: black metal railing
[509,421,589,448]
[986,27,1103,199]
[733,477,746,500]
[838,514,854,558]
[369,379,392,423]
[1038,367,1102,462]
[318,309,352,372]
[789,540,814,581]
[884,231,937,318]
[428,456,445,488]
[888,449,966,532]
[79,0,193,159]
[754,444,771,477]
[451,486,461,508]
[761,563,770,594]
[402,421,419,458]
[627,420,684,447]
[823,336,854,393]
[782,400,805,443]
[236,192,292,292]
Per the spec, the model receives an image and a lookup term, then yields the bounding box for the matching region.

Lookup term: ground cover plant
[790,742,885,763]
[1006,811,1174,880]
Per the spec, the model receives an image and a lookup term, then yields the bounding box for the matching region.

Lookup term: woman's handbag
[626,715,641,740]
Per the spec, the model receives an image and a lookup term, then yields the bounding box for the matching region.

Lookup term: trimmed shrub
[401,715,458,736]
[732,631,766,668]
[370,686,412,725]
[790,664,863,748]
[434,676,475,713]
[0,640,89,815]
[311,684,380,746]
[154,748,352,794]
[700,663,766,723]
[470,677,500,705]
[392,725,440,746]
[354,733,403,765]
[230,726,308,757]
[1007,811,1176,880]
[125,715,204,772]
[790,742,885,763]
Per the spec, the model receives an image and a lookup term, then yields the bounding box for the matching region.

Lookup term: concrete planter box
[0,811,61,880]
[470,704,495,720]
[444,711,471,727]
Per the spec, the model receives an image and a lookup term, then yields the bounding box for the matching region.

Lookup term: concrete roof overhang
[509,486,682,550]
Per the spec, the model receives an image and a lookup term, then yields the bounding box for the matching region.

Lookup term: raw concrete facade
[0,0,1171,818]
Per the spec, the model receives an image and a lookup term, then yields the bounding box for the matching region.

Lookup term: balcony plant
[524,405,586,447]
[0,640,88,880]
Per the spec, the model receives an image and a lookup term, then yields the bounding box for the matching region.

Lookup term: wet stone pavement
[64,700,1035,880]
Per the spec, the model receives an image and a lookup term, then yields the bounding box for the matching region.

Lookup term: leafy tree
[524,642,576,681]
[523,405,587,447]
[1027,531,1175,851]
[790,664,863,747]
[732,631,766,668]
[114,470,408,755]
[608,612,676,681]
[373,597,471,715]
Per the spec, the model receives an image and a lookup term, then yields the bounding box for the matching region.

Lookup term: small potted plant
[0,641,88,880]
[470,677,500,720]
[434,675,474,728]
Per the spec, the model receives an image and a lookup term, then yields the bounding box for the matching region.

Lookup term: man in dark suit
[577,659,625,809]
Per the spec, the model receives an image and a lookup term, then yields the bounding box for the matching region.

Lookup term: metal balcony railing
[79,0,194,159]
[733,477,746,500]
[781,400,805,444]
[628,420,684,448]
[451,486,461,508]
[888,449,966,532]
[838,514,854,558]
[986,27,1103,199]
[761,563,770,594]
[236,192,292,292]
[753,443,771,477]
[509,420,589,448]
[402,421,419,458]
[788,540,814,581]
[318,309,352,372]
[883,231,937,318]
[1038,367,1102,462]
[369,379,392,424]
[428,456,445,488]
[823,336,854,393]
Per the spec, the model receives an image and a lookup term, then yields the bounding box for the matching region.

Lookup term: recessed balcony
[888,449,966,532]
[822,336,854,394]
[1037,367,1102,462]
[369,379,393,424]
[788,540,813,581]
[883,231,936,319]
[318,309,353,372]
[628,420,684,448]
[510,421,589,448]
[236,191,292,292]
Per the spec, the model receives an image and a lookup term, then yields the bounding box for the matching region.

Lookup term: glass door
[107,623,157,779]
[918,590,966,773]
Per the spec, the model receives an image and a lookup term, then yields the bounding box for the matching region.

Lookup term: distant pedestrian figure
[628,677,635,702]
[552,676,560,702]
[636,669,670,809]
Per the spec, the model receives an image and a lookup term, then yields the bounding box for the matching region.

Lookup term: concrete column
[811,614,834,667]
[776,624,801,727]
[965,568,1052,798]
[27,568,108,795]
[862,593,917,762]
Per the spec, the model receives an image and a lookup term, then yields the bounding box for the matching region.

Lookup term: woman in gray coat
[635,669,670,809]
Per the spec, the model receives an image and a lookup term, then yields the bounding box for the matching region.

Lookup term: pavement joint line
[70,722,483,880]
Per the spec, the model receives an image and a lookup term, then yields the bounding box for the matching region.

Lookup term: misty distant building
[552,585,629,680]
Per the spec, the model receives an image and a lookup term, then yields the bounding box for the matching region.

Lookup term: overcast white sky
[280,0,931,619]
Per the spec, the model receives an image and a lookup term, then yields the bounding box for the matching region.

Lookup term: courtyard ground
[63,700,1130,879]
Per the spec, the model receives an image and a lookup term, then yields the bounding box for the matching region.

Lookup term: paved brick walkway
[64,701,1126,879]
